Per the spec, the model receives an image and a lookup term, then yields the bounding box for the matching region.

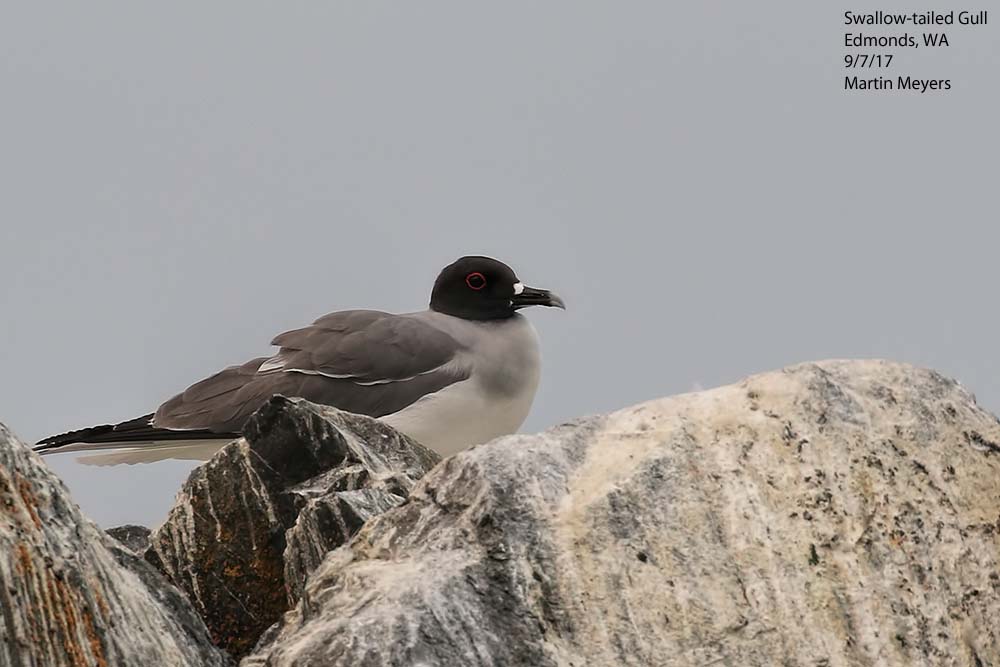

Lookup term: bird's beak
[511,285,566,310]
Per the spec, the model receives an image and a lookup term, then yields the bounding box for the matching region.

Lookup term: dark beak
[512,285,566,310]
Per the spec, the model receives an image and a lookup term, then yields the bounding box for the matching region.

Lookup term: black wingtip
[35,424,119,452]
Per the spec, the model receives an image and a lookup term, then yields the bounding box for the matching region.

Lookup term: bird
[34,256,565,465]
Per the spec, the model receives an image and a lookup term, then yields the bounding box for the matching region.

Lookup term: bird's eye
[465,272,487,290]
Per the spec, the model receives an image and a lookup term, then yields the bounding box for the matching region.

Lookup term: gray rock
[146,395,439,658]
[106,524,151,554]
[245,361,1000,667]
[283,487,406,603]
[0,423,230,667]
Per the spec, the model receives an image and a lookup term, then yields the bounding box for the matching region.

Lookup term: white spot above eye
[513,282,524,295]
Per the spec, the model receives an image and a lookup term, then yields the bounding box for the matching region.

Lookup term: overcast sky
[2,3,997,527]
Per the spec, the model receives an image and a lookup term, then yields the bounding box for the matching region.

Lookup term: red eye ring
[465,272,487,290]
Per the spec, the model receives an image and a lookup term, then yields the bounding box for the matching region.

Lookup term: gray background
[1,3,996,527]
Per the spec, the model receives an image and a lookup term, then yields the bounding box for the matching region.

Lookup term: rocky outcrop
[10,360,998,666]
[246,361,1000,667]
[0,423,229,667]
[145,396,440,658]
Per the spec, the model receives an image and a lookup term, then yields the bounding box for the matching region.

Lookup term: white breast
[380,313,542,458]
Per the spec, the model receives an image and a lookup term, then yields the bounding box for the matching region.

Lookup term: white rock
[247,360,1000,667]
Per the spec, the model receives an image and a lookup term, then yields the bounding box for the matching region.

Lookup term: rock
[0,423,230,667]
[282,487,407,603]
[107,524,151,554]
[146,396,439,658]
[246,361,1000,667]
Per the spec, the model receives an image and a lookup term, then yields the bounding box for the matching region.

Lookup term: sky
[1,3,997,527]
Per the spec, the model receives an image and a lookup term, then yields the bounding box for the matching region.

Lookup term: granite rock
[245,361,1000,667]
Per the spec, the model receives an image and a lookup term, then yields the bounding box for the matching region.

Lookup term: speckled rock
[245,361,1000,667]
[0,423,229,667]
[146,396,439,658]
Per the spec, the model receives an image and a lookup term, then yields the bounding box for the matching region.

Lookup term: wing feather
[180,357,268,402]
[154,310,469,433]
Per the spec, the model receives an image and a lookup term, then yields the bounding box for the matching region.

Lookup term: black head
[429,256,565,321]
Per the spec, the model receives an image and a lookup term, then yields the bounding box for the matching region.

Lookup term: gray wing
[154,310,469,432]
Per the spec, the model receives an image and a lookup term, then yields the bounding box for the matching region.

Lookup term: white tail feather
[58,439,236,466]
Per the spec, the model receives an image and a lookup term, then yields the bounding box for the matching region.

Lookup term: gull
[35,256,564,465]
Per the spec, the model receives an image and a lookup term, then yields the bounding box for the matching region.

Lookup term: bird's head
[430,256,565,321]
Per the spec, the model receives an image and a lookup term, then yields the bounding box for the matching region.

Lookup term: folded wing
[153,310,469,432]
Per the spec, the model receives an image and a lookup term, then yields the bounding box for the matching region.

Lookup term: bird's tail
[34,415,238,466]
